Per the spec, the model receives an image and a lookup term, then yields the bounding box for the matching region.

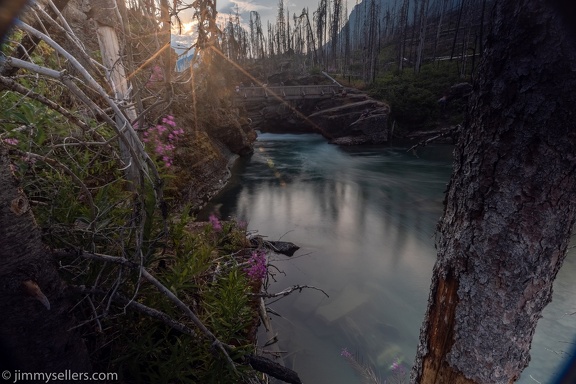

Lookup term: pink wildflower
[209,214,222,232]
[3,138,19,146]
[340,348,352,358]
[141,115,181,168]
[245,250,267,280]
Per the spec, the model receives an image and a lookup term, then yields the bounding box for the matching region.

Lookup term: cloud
[219,0,273,14]
[218,0,274,26]
[172,34,196,52]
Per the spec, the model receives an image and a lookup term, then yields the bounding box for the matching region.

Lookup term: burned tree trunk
[414,0,429,74]
[412,1,576,383]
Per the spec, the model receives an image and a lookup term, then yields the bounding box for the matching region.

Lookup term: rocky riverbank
[171,103,257,212]
[239,80,391,145]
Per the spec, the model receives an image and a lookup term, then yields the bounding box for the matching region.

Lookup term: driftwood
[248,355,303,384]
[251,284,329,299]
[249,237,300,256]
[407,124,462,153]
[266,241,300,256]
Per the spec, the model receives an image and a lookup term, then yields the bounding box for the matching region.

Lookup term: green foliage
[103,216,258,383]
[371,80,438,127]
[204,268,252,341]
[113,324,202,384]
[369,62,464,131]
[1,21,261,384]
[309,66,322,75]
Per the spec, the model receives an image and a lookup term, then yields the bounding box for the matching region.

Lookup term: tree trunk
[0,150,91,373]
[432,0,448,63]
[397,0,409,72]
[414,0,429,74]
[449,0,465,61]
[91,0,142,186]
[412,1,576,383]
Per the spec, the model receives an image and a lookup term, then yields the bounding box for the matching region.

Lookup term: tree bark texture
[412,1,576,383]
[0,150,91,373]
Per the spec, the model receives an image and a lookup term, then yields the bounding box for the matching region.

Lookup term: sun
[172,20,197,36]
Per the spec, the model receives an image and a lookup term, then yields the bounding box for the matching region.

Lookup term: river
[202,133,576,384]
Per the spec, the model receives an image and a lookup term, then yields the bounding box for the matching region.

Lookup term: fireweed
[209,213,223,232]
[142,115,183,168]
[245,249,267,281]
[341,348,408,384]
[388,358,408,384]
[1,137,19,146]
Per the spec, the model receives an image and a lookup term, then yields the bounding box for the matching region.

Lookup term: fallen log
[248,354,303,384]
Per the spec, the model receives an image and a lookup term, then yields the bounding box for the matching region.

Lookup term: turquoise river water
[202,133,576,384]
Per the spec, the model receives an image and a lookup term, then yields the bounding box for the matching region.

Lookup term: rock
[309,99,390,144]
[240,81,391,145]
[206,107,254,155]
[330,136,371,145]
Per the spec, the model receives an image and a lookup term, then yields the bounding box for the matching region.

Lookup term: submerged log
[248,355,303,384]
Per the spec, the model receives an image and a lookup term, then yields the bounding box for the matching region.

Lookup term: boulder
[243,85,391,145]
[309,99,390,144]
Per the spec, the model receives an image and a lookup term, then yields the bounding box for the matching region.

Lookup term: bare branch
[3,56,62,78]
[0,74,91,132]
[10,149,98,219]
[54,249,238,372]
[14,20,161,188]
[72,285,197,337]
[33,3,105,77]
[251,285,329,299]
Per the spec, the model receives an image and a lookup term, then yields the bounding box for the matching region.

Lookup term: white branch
[14,20,161,188]
[4,56,61,78]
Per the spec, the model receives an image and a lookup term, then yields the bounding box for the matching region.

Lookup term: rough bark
[412,1,576,383]
[0,150,91,373]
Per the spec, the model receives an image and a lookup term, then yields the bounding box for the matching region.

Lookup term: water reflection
[204,133,576,384]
